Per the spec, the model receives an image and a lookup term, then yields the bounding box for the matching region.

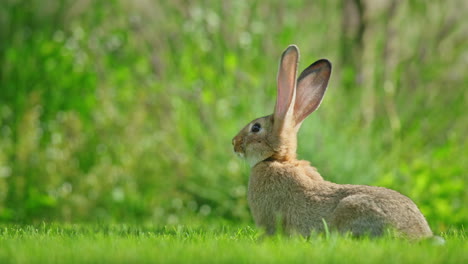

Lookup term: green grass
[0,224,466,263]
[0,2,465,262]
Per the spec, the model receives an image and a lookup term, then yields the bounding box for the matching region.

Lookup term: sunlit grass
[0,224,466,263]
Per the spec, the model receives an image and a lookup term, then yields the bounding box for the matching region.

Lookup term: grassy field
[0,224,466,263]
[0,1,466,262]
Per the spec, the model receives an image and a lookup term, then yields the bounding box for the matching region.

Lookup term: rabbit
[232,45,434,239]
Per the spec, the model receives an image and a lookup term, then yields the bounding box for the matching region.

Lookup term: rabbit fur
[232,45,433,239]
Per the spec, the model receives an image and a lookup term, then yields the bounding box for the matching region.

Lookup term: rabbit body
[249,160,433,238]
[233,45,434,239]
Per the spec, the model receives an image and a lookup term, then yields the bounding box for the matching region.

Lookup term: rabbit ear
[294,59,331,128]
[273,45,299,133]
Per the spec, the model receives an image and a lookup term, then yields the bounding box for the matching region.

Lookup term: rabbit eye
[251,123,261,133]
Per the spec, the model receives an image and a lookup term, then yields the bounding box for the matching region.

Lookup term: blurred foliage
[0,0,466,231]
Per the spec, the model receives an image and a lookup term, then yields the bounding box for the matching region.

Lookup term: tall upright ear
[294,59,331,128]
[274,45,299,133]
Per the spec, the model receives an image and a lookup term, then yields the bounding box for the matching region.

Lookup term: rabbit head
[232,45,332,167]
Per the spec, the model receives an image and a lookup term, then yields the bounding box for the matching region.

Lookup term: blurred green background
[0,0,466,232]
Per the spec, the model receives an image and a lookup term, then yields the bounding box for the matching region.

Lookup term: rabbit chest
[248,161,337,235]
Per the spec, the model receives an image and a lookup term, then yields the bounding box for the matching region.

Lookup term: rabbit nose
[232,136,242,147]
[232,137,238,146]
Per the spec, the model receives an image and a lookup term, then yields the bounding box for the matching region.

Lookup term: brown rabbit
[232,45,433,239]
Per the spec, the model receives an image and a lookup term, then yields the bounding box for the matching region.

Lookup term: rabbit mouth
[233,145,245,158]
[235,151,245,158]
[233,144,245,159]
[232,137,245,158]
